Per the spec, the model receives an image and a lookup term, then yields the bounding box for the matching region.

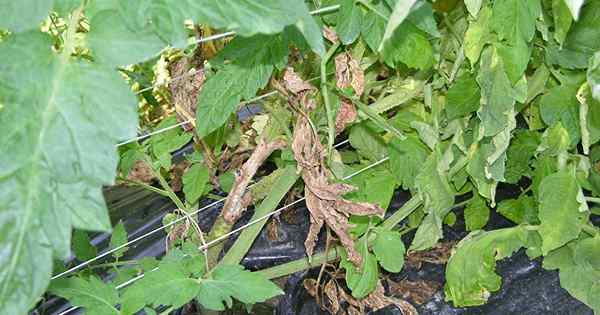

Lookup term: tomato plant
[0,0,599,314]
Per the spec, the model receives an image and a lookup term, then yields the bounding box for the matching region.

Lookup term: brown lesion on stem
[221,138,287,224]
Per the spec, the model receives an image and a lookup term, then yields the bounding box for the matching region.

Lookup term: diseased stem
[219,166,299,266]
[206,139,286,267]
[321,42,341,161]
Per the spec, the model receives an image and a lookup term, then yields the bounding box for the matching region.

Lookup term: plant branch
[321,42,341,160]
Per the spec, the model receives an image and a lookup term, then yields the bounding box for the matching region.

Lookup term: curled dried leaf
[170,57,205,132]
[335,100,358,134]
[283,67,315,95]
[323,26,340,44]
[127,160,155,183]
[287,70,384,266]
[334,52,365,96]
[388,278,441,305]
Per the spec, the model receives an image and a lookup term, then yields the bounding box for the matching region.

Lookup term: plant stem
[381,195,423,230]
[219,166,299,266]
[89,260,139,270]
[120,178,170,197]
[585,196,600,205]
[256,247,341,280]
[582,223,600,236]
[321,41,341,161]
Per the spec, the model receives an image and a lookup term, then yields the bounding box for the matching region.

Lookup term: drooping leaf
[196,265,283,311]
[497,195,539,225]
[553,0,574,45]
[476,46,516,137]
[410,150,455,251]
[538,170,589,255]
[464,6,493,65]
[349,122,388,161]
[336,0,363,45]
[388,134,431,191]
[378,0,418,52]
[380,22,434,70]
[0,31,137,314]
[340,238,379,299]
[110,221,129,259]
[372,228,405,273]
[182,163,210,205]
[49,277,120,315]
[446,73,481,120]
[490,0,540,44]
[445,226,535,306]
[539,85,581,146]
[504,130,540,184]
[464,194,490,231]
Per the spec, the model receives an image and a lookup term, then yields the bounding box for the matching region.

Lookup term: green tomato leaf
[553,0,574,45]
[72,230,98,262]
[373,228,405,273]
[445,226,535,307]
[476,46,516,137]
[491,0,540,44]
[539,85,581,146]
[196,265,283,311]
[495,39,530,85]
[182,163,210,205]
[410,150,455,251]
[0,31,137,314]
[464,6,493,65]
[388,134,430,191]
[336,0,363,45]
[446,73,481,120]
[464,194,490,231]
[538,170,589,255]
[380,22,433,70]
[349,122,388,161]
[379,0,418,51]
[109,221,129,259]
[195,63,272,139]
[340,238,379,299]
[497,195,539,225]
[562,0,585,20]
[49,276,120,315]
[504,130,540,184]
[121,262,201,315]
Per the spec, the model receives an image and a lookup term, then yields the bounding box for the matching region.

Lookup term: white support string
[57,153,387,315]
[52,140,350,280]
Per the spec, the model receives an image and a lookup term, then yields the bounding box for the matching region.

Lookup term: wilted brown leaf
[170,57,205,132]
[335,100,358,134]
[334,52,364,96]
[323,26,339,44]
[127,160,155,183]
[406,241,455,268]
[285,68,384,266]
[388,278,441,305]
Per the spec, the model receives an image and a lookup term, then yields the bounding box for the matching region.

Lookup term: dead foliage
[169,57,205,132]
[306,278,417,315]
[127,160,155,183]
[406,241,455,268]
[323,26,339,44]
[334,51,364,134]
[388,278,441,305]
[284,68,384,266]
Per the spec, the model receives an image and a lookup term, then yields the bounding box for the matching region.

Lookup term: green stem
[381,195,423,230]
[585,196,600,205]
[321,42,341,161]
[582,223,600,237]
[220,166,299,266]
[256,247,341,280]
[120,177,170,197]
[89,260,139,270]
